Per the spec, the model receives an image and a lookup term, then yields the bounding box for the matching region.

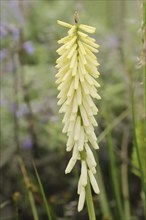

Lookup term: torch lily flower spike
[56,14,101,212]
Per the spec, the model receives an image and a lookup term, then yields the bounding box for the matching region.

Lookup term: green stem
[121,131,131,220]
[141,0,146,216]
[143,0,146,190]
[18,158,39,220]
[28,191,39,220]
[86,175,96,220]
[98,110,128,144]
[144,66,146,215]
[106,130,123,220]
[144,59,146,184]
[143,1,146,27]
[131,87,146,210]
[33,162,52,220]
[104,106,124,219]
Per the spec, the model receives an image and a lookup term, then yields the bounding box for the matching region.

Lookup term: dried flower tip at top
[74,11,80,23]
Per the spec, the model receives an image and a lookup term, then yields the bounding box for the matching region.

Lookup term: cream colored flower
[56,19,100,212]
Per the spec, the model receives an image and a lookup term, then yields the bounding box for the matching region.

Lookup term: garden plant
[0,1,145,220]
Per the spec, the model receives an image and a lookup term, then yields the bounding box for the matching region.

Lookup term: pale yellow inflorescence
[56,19,101,212]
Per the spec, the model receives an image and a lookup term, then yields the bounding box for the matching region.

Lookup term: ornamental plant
[56,13,101,217]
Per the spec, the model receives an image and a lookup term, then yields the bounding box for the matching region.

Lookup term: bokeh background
[0,1,145,220]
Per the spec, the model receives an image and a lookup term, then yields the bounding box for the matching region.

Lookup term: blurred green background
[0,1,145,220]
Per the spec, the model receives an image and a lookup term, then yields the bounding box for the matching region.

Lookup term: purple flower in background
[9,103,18,113]
[10,26,20,42]
[0,23,20,43]
[16,106,29,118]
[22,137,33,149]
[9,1,25,25]
[0,98,6,106]
[23,41,35,55]
[9,103,30,117]
[0,49,8,61]
[0,24,8,38]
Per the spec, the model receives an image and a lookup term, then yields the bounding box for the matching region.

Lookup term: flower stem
[86,175,96,220]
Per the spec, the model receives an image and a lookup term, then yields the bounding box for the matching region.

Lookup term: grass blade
[33,162,52,220]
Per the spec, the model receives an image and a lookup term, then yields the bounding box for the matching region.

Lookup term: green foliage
[132,120,146,183]
[33,162,53,220]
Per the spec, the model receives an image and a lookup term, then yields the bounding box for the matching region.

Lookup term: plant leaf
[132,120,146,183]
